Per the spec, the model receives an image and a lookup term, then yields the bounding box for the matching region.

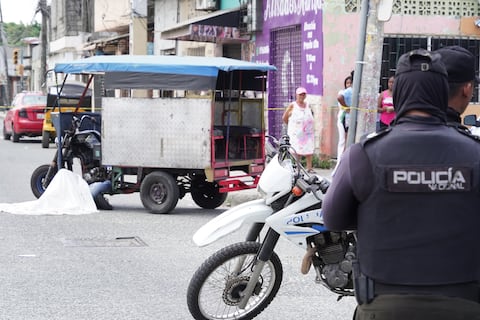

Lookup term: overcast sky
[1,0,43,24]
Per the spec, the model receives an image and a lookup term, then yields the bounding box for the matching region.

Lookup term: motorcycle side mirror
[463,114,479,127]
[279,135,290,146]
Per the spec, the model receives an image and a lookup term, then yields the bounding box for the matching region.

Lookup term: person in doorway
[436,45,479,128]
[377,75,395,131]
[336,75,353,161]
[282,87,315,173]
[323,49,480,319]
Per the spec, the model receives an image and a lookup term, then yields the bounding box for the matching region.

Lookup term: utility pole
[130,0,148,97]
[0,2,11,105]
[355,0,385,139]
[38,0,48,93]
[347,0,392,145]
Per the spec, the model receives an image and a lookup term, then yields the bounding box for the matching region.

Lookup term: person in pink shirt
[377,76,395,131]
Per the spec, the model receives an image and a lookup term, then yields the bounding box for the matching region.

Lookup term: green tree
[3,22,41,46]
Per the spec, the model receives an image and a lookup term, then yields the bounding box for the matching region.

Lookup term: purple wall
[254,0,323,95]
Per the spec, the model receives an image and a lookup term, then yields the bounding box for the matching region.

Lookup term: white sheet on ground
[0,169,98,215]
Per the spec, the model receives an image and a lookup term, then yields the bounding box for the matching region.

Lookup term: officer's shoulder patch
[360,127,391,147]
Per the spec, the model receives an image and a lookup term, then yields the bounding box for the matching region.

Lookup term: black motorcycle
[30,113,112,210]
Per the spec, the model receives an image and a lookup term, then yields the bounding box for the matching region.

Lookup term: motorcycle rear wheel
[187,241,283,320]
[191,179,227,209]
[94,194,113,210]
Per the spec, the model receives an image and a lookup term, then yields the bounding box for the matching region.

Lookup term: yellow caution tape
[268,106,379,113]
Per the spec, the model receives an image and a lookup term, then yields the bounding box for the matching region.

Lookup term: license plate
[37,113,45,119]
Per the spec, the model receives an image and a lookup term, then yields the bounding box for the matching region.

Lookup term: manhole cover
[62,236,148,247]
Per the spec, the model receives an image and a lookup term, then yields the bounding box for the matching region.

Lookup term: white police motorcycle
[186,136,356,320]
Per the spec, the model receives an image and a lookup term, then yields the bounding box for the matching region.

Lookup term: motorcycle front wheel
[30,164,57,198]
[187,241,283,320]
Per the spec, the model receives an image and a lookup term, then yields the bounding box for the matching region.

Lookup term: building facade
[250,0,480,158]
[23,0,480,158]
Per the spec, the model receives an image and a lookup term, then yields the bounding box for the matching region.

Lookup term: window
[381,37,480,102]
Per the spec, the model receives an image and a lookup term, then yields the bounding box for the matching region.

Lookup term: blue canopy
[54,55,276,76]
[54,55,276,91]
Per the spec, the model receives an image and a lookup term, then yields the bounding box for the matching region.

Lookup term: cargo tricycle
[30,55,276,213]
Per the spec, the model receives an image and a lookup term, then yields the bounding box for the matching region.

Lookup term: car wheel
[2,123,11,140]
[12,123,20,143]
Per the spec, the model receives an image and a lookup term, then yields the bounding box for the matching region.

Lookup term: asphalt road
[0,121,356,319]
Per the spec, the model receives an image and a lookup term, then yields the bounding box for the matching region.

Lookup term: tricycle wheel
[41,131,50,148]
[31,164,57,198]
[191,180,227,209]
[140,171,179,214]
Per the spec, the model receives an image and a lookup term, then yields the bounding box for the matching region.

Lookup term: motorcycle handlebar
[318,178,330,194]
[303,175,330,194]
[80,115,96,125]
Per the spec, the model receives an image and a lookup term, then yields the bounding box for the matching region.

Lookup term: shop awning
[161,7,248,43]
[53,55,276,91]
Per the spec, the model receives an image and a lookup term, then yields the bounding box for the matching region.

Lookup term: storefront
[253,0,324,143]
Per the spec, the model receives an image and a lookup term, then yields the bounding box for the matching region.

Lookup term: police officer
[436,45,479,126]
[322,49,480,319]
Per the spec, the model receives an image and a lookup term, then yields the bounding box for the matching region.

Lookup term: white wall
[94,0,131,32]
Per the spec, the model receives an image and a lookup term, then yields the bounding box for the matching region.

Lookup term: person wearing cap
[436,45,479,127]
[282,87,315,172]
[322,48,480,319]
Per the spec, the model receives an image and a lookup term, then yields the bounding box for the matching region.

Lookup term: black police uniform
[322,49,480,320]
[446,106,476,135]
[437,45,480,131]
[446,106,462,125]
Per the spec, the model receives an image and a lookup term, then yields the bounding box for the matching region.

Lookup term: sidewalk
[225,167,334,207]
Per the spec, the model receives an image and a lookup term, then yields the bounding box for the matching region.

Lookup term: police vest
[356,124,480,285]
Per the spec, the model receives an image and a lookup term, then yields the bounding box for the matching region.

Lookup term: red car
[3,91,47,142]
